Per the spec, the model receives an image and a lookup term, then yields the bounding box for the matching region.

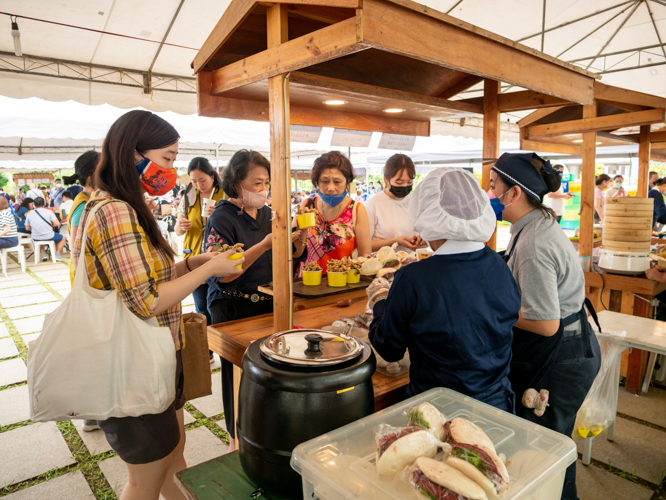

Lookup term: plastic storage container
[291,388,577,500]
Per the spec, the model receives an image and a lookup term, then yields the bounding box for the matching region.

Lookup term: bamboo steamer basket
[602,197,653,255]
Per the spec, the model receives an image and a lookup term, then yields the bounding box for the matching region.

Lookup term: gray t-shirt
[506,209,584,320]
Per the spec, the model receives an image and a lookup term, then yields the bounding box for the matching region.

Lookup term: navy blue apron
[505,229,602,500]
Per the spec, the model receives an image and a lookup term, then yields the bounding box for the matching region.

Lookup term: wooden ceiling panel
[298,49,470,97]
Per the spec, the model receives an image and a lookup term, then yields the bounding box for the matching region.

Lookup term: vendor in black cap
[490,152,601,500]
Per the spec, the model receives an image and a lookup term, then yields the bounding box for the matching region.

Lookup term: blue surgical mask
[319,192,347,207]
[490,198,505,221]
[490,189,513,221]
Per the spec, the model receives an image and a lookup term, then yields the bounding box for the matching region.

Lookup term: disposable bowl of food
[327,272,348,287]
[302,270,322,286]
[297,213,317,229]
[347,270,361,284]
[228,252,243,269]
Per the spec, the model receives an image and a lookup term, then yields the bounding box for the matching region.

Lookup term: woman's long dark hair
[96,110,178,257]
[19,197,34,211]
[188,157,222,189]
[64,150,99,188]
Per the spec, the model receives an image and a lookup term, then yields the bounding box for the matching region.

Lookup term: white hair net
[409,168,496,243]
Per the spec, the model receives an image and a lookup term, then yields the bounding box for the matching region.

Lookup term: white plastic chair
[31,239,57,264]
[1,244,26,277]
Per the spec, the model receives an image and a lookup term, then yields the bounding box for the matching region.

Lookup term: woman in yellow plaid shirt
[72,110,243,500]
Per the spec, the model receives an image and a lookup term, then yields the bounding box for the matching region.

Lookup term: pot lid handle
[304,333,323,353]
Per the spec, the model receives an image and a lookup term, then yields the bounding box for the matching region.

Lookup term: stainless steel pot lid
[260,328,363,366]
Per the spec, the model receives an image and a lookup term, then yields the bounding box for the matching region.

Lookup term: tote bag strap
[72,201,111,291]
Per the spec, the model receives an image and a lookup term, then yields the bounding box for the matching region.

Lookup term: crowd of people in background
[2,107,666,500]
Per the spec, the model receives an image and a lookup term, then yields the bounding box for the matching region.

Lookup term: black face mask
[389,183,412,199]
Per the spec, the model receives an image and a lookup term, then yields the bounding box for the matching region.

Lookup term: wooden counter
[585,271,666,393]
[207,301,409,412]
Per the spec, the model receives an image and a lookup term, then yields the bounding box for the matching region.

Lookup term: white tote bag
[27,201,176,422]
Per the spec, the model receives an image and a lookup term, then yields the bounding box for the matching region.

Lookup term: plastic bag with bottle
[573,335,624,440]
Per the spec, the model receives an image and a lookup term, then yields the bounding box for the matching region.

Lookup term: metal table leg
[582,437,593,465]
[641,351,658,393]
[607,351,623,442]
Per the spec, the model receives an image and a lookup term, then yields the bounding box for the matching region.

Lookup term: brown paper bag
[181,312,213,401]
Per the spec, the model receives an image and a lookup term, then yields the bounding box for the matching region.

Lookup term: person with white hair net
[367,168,521,412]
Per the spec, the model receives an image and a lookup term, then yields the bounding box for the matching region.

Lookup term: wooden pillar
[482,79,500,250]
[579,100,597,259]
[637,125,651,197]
[267,4,293,332]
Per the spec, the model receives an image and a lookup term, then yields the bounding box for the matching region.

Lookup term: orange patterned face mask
[135,157,177,196]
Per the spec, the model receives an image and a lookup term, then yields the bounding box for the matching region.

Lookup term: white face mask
[241,188,269,209]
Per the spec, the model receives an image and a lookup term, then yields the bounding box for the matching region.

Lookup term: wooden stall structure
[194,0,600,335]
[518,84,666,393]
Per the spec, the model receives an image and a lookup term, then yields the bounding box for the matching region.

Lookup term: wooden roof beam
[289,71,483,114]
[461,90,572,112]
[595,82,666,110]
[437,75,482,99]
[210,17,366,95]
[361,0,595,104]
[651,130,666,142]
[517,106,567,128]
[525,109,666,140]
[198,71,430,135]
[597,131,640,144]
[521,138,582,155]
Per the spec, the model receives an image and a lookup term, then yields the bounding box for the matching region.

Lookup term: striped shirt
[0,209,17,238]
[72,193,183,350]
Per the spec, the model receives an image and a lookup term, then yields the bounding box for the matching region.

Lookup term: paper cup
[297,212,316,229]
[347,270,360,284]
[229,252,243,269]
[202,197,217,215]
[302,270,323,286]
[327,272,348,287]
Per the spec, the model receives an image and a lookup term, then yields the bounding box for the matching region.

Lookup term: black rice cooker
[238,327,376,498]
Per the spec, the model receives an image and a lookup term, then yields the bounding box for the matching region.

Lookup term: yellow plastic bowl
[327,272,348,287]
[347,270,360,284]
[229,252,243,269]
[302,270,322,286]
[297,213,316,229]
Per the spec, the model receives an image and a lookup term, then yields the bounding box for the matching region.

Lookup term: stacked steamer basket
[599,197,653,275]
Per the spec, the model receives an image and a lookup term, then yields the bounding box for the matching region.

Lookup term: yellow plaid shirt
[72,193,183,350]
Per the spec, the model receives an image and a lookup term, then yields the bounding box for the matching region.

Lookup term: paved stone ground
[0,240,664,499]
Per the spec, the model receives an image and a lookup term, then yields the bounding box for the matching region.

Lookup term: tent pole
[579,100,597,261]
[637,126,651,197]
[482,79,500,250]
[267,4,293,332]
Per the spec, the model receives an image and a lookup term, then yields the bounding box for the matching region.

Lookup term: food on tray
[296,205,319,215]
[302,262,322,272]
[343,258,362,272]
[327,259,350,273]
[410,457,488,500]
[407,403,448,441]
[361,258,382,276]
[445,419,509,497]
[397,250,418,265]
[375,425,440,476]
[377,246,397,262]
[211,242,245,253]
[377,268,399,281]
[445,418,495,453]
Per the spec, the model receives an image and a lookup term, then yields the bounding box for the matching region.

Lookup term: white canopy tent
[1,0,665,133]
